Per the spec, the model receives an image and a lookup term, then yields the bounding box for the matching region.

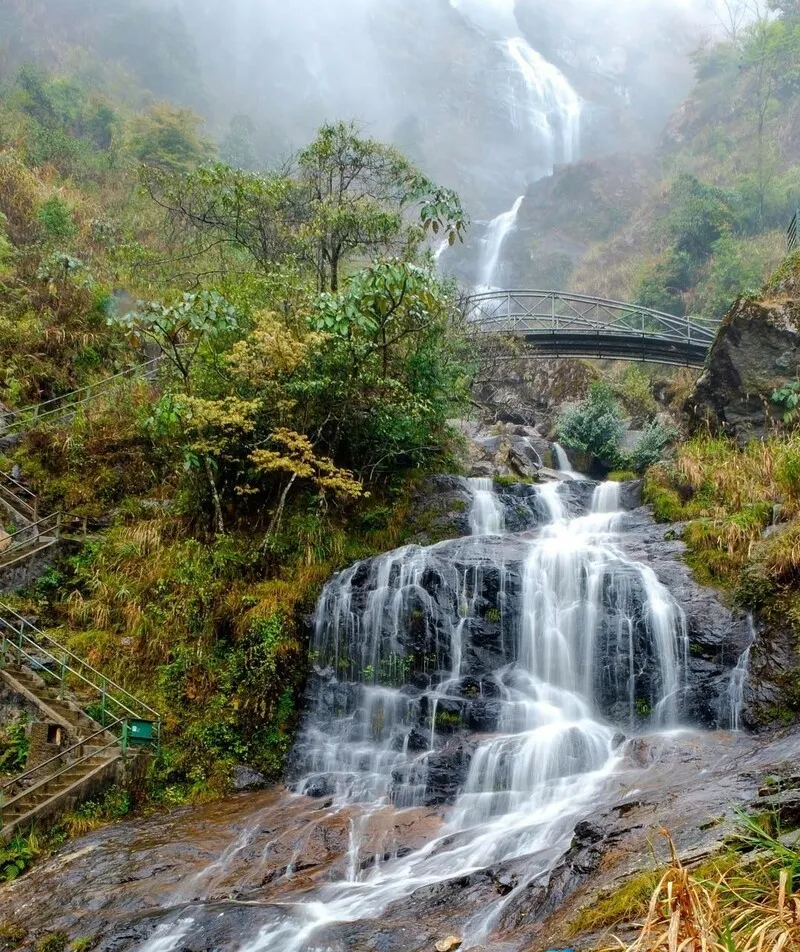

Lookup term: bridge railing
[466,290,720,345]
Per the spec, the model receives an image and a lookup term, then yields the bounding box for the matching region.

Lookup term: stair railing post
[101,678,107,726]
[59,654,67,699]
[121,719,129,757]
[56,512,62,540]
[156,718,161,755]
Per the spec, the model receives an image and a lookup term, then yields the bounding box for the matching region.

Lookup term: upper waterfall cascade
[446,0,583,287]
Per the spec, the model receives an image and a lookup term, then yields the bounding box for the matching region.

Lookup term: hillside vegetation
[0,41,473,799]
[559,4,800,318]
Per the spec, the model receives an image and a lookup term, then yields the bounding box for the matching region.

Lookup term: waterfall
[504,37,582,168]
[479,195,525,289]
[553,442,586,480]
[592,481,622,515]
[728,618,756,731]
[448,0,582,289]
[468,477,505,535]
[197,478,691,952]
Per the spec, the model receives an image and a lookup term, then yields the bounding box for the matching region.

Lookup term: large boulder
[687,289,800,440]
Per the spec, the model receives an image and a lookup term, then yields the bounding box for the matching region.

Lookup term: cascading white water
[144,477,690,952]
[449,0,582,289]
[553,442,586,481]
[468,477,506,535]
[504,37,582,167]
[592,480,622,515]
[728,619,756,731]
[479,195,525,289]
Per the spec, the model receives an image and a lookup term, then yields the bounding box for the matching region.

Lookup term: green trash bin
[128,719,155,746]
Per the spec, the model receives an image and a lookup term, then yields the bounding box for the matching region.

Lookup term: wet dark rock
[303,775,336,798]
[407,475,473,544]
[392,738,476,806]
[452,420,554,477]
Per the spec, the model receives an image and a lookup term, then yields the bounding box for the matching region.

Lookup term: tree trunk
[203,455,225,534]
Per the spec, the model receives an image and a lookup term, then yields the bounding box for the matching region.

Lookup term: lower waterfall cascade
[135,473,752,952]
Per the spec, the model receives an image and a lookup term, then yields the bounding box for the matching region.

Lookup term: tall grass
[644,434,800,591]
[607,821,800,952]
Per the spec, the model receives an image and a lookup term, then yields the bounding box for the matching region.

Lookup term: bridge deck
[468,290,720,367]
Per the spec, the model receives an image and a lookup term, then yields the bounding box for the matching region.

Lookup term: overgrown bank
[0,53,473,806]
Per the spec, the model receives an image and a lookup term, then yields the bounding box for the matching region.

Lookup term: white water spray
[141,480,689,952]
[728,618,756,731]
[553,442,586,481]
[468,477,506,536]
[479,195,525,289]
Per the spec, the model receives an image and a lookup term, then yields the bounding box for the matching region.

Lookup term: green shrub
[623,420,678,473]
[35,934,68,952]
[37,196,76,239]
[63,785,132,836]
[557,380,625,465]
[0,834,41,882]
[614,365,658,425]
[0,717,29,773]
[607,470,638,482]
[0,921,27,950]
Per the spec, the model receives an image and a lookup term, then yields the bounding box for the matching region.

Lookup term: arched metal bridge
[467,290,721,366]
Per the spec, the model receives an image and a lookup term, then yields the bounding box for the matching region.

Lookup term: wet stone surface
[2,476,789,952]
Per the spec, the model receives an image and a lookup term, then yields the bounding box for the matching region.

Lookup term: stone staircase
[0,605,160,840]
[0,358,165,836]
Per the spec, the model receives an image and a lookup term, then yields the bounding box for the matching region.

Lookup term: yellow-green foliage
[644,433,800,721]
[569,850,742,940]
[569,867,663,935]
[645,435,800,587]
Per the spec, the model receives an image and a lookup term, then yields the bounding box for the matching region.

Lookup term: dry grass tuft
[605,824,800,952]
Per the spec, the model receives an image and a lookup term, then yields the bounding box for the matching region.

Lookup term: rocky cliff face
[687,280,800,440]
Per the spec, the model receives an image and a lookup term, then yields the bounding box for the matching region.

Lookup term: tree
[141,161,308,284]
[557,381,625,465]
[297,122,466,292]
[740,11,800,224]
[127,104,212,174]
[142,123,467,293]
[114,292,240,533]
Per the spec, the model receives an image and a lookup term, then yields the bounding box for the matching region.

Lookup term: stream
[98,471,752,951]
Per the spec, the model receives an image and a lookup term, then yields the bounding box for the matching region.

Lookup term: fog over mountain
[177,0,732,286]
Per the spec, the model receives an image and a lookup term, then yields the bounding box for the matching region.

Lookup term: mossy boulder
[687,290,800,440]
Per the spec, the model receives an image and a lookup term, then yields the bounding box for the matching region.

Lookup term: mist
[172,0,734,284]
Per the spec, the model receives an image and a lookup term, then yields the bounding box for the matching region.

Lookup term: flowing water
[139,475,700,951]
[450,0,583,288]
[478,195,525,289]
[553,441,586,480]
[728,618,756,731]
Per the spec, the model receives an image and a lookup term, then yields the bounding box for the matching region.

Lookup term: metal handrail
[0,355,165,435]
[3,513,59,543]
[1,718,122,795]
[466,290,721,346]
[3,626,142,724]
[0,472,36,501]
[0,482,37,522]
[1,736,124,828]
[0,602,160,722]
